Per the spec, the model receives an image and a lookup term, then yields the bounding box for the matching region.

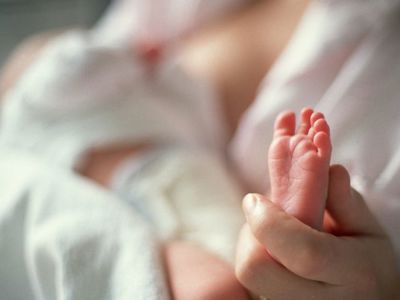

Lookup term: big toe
[274,111,296,138]
[297,107,313,135]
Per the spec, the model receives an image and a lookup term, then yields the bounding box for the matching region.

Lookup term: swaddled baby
[0,29,249,299]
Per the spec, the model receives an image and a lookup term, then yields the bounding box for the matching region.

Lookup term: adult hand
[235,165,400,300]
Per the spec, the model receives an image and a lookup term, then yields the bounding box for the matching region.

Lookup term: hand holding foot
[236,165,400,300]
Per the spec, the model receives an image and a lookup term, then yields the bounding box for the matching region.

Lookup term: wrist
[383,269,400,299]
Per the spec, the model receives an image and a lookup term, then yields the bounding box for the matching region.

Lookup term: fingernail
[243,194,259,215]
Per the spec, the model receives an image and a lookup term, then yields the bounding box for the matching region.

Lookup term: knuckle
[235,260,254,287]
[292,236,327,278]
[253,207,282,237]
[235,243,266,286]
[253,217,273,240]
[352,242,386,294]
[356,265,379,294]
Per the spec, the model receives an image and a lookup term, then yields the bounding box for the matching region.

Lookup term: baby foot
[268,108,331,229]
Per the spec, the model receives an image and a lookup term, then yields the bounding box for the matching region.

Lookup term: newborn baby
[0,30,247,300]
[0,27,332,299]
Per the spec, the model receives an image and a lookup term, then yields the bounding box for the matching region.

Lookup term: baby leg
[165,241,250,300]
[109,149,247,298]
[268,108,331,229]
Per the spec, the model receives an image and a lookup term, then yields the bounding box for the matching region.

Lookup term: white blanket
[110,148,244,263]
[0,29,225,169]
[2,0,400,299]
[0,148,169,300]
[94,0,249,48]
[0,1,247,299]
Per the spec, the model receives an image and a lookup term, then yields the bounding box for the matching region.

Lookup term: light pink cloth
[230,0,400,267]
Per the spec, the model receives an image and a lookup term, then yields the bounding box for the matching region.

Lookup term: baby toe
[310,111,325,126]
[274,111,296,138]
[314,131,331,159]
[297,107,313,135]
[313,118,330,136]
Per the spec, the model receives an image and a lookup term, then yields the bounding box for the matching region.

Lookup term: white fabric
[94,0,250,48]
[0,1,245,299]
[0,29,225,169]
[230,0,400,267]
[0,147,169,300]
[111,148,244,263]
[2,1,400,299]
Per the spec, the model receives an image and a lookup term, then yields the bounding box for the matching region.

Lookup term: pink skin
[135,36,164,76]
[268,108,332,229]
[165,242,250,300]
[137,41,163,66]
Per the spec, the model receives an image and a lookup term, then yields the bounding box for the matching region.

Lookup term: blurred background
[0,0,110,67]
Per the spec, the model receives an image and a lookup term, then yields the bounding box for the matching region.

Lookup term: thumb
[326,164,383,236]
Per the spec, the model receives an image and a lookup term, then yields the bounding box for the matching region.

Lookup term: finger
[326,165,384,236]
[297,107,313,135]
[242,193,370,285]
[274,111,296,138]
[243,194,337,281]
[236,224,328,300]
